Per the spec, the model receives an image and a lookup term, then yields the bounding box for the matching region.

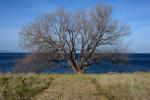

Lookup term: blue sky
[0,0,150,53]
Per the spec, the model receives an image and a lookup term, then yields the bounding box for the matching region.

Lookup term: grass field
[0,72,150,100]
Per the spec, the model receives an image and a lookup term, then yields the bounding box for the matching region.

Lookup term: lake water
[0,53,150,73]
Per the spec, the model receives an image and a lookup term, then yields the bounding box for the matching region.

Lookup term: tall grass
[0,74,53,100]
[92,73,150,100]
[0,73,149,100]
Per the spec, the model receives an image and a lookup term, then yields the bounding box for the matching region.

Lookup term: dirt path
[35,76,102,100]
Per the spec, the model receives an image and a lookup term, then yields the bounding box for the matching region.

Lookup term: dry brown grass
[91,73,150,100]
[0,72,150,100]
[36,72,150,100]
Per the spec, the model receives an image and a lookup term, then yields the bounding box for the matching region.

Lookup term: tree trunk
[67,60,77,72]
[77,71,84,75]
[67,60,85,75]
[75,68,85,75]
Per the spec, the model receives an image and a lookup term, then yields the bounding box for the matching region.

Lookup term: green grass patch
[0,74,54,100]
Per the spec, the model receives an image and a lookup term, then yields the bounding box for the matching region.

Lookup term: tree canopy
[18,5,130,74]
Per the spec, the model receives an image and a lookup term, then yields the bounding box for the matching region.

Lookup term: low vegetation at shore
[0,72,150,100]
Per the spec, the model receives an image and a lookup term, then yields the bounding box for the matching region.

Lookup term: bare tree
[19,5,130,74]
